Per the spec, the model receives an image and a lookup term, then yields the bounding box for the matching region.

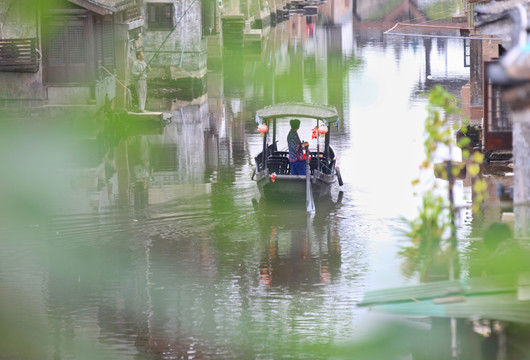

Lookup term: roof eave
[256,102,339,122]
[68,0,115,15]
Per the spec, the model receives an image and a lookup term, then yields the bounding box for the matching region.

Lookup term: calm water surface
[0,1,471,358]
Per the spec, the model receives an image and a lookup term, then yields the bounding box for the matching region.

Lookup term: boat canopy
[255,102,339,125]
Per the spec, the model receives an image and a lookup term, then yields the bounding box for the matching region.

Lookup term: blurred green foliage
[400,85,487,280]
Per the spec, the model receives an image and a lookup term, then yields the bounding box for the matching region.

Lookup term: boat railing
[258,149,335,176]
[255,153,266,172]
[272,151,289,157]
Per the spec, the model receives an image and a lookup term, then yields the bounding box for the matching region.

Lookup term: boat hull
[255,170,335,201]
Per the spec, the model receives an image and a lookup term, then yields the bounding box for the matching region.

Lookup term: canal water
[0,1,471,359]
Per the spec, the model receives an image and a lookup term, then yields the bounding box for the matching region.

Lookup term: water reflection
[255,198,343,288]
[0,0,474,358]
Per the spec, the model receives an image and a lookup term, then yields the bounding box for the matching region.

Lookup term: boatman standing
[287,119,308,175]
[131,50,150,112]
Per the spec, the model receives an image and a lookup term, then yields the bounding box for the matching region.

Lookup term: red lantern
[318,124,328,135]
[258,124,268,134]
[270,172,276,182]
[311,126,318,139]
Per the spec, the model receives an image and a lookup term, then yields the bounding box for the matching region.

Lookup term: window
[487,81,512,132]
[463,38,470,68]
[483,61,513,152]
[147,3,174,30]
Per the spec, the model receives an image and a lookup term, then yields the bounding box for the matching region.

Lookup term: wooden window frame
[463,38,471,68]
[147,3,174,30]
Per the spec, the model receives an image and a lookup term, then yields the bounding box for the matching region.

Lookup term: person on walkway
[287,119,308,175]
[131,50,150,112]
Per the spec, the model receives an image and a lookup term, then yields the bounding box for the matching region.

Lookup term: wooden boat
[252,102,343,211]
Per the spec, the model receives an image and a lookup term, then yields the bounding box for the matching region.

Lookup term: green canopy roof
[255,102,339,123]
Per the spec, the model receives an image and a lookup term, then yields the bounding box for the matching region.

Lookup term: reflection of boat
[252,196,343,288]
[252,102,343,205]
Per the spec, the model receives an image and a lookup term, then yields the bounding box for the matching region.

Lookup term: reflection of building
[145,101,215,205]
[142,0,209,100]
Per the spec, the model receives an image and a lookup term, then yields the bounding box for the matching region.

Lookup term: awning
[255,102,339,124]
[384,22,499,40]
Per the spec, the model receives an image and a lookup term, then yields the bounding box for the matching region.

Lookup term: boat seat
[272,151,289,157]
[267,156,290,175]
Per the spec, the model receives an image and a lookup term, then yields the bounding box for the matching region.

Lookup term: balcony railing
[117,0,142,22]
[0,38,39,72]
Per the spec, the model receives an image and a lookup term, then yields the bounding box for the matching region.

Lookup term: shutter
[44,16,91,84]
[48,24,65,65]
[95,16,103,71]
[148,4,156,27]
[163,4,173,28]
[45,21,68,82]
[67,24,86,64]
[66,19,89,82]
[0,38,39,72]
[102,17,115,68]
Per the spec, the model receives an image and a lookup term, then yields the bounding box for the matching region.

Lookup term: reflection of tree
[467,223,530,278]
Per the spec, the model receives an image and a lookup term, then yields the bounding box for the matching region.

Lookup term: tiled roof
[70,0,138,13]
[99,0,138,11]
[476,0,530,15]
[474,0,530,49]
[480,1,530,86]
[474,0,529,27]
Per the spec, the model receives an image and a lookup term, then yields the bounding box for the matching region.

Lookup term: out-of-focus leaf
[472,151,485,164]
[473,179,488,193]
[468,163,480,177]
[458,136,470,148]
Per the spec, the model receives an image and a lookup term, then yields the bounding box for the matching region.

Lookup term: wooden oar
[305,147,315,212]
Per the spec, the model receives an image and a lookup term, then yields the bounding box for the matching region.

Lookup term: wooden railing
[119,0,142,22]
[0,38,39,72]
